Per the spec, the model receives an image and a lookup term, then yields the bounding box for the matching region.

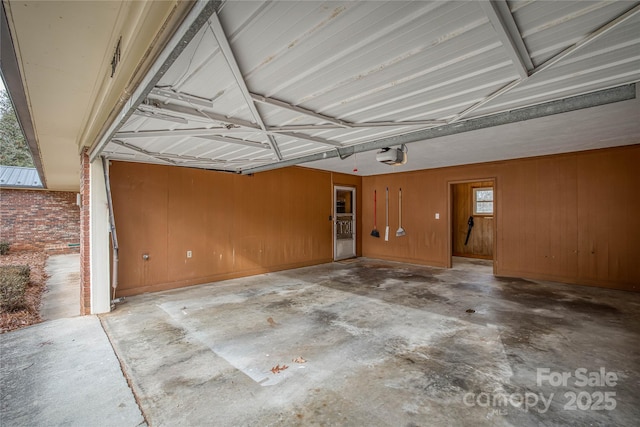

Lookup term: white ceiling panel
[99,0,640,175]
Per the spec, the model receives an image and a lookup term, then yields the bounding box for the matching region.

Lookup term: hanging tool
[384,187,390,241]
[396,188,406,237]
[371,190,380,238]
[464,216,474,245]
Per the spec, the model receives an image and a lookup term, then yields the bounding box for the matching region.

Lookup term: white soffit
[101,0,640,175]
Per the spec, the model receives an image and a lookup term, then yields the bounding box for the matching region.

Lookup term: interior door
[334,186,356,260]
[452,181,494,259]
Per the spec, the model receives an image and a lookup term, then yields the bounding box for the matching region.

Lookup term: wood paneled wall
[452,181,494,259]
[109,162,361,296]
[362,145,640,291]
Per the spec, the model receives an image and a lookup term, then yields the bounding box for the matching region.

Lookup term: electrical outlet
[435,213,440,219]
[186,250,192,258]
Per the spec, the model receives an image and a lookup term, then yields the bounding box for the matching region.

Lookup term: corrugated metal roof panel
[509,0,636,66]
[0,166,43,188]
[101,0,640,174]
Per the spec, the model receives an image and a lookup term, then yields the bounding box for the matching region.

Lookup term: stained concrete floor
[101,258,640,426]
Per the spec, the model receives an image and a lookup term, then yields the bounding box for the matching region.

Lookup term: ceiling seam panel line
[240,84,636,175]
[89,0,221,162]
[478,0,533,79]
[449,2,640,124]
[206,12,283,161]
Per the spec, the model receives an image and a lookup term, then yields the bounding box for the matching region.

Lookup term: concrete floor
[101,257,640,426]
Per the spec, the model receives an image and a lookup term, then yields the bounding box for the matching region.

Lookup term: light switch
[435,213,440,219]
[187,250,192,258]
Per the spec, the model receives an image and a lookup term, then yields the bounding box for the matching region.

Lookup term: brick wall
[0,188,80,254]
[79,149,91,315]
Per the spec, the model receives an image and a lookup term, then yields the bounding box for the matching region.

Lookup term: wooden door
[452,181,494,259]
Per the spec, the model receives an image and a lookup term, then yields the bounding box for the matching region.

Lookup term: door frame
[333,185,357,261]
[447,178,497,274]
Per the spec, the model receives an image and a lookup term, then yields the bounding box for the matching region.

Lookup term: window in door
[473,187,493,215]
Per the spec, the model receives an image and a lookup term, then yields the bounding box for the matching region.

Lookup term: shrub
[0,265,30,311]
[0,242,9,255]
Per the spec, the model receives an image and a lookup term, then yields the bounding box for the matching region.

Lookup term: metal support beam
[110,139,270,169]
[532,3,640,75]
[241,84,636,175]
[276,132,343,148]
[115,128,256,138]
[110,140,177,165]
[207,13,283,160]
[89,0,221,161]
[150,87,216,108]
[194,134,272,150]
[251,92,448,129]
[479,0,533,79]
[139,102,261,130]
[450,3,640,124]
[121,105,344,148]
[133,109,189,124]
[251,93,351,128]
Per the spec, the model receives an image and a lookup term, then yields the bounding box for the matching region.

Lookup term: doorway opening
[334,186,356,261]
[449,180,496,272]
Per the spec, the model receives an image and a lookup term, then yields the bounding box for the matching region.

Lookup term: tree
[0,89,34,167]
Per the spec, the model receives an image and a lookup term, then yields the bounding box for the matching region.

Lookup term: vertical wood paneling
[362,145,640,291]
[110,163,334,296]
[110,145,639,294]
[110,162,169,289]
[577,149,639,286]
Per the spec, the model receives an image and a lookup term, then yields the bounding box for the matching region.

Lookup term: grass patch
[0,265,30,311]
[0,242,10,255]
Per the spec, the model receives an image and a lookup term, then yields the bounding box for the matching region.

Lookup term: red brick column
[79,148,91,314]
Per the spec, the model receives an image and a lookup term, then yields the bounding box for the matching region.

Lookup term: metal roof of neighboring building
[0,165,43,188]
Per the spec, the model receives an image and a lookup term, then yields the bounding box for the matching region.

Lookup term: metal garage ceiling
[93,0,640,175]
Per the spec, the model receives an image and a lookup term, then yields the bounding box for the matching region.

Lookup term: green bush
[0,242,9,255]
[0,265,30,311]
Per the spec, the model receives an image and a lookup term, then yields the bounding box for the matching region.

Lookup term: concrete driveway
[0,254,144,427]
[100,258,640,426]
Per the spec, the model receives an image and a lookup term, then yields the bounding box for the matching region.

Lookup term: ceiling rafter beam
[115,128,258,139]
[150,87,216,108]
[479,0,533,79]
[532,3,640,75]
[276,132,343,147]
[120,108,344,148]
[139,102,261,130]
[89,0,221,161]
[194,134,272,150]
[250,93,351,128]
[450,3,640,123]
[207,12,283,160]
[110,140,177,165]
[133,109,189,124]
[240,84,636,175]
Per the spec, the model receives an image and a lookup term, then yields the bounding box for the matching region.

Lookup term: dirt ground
[0,250,48,333]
